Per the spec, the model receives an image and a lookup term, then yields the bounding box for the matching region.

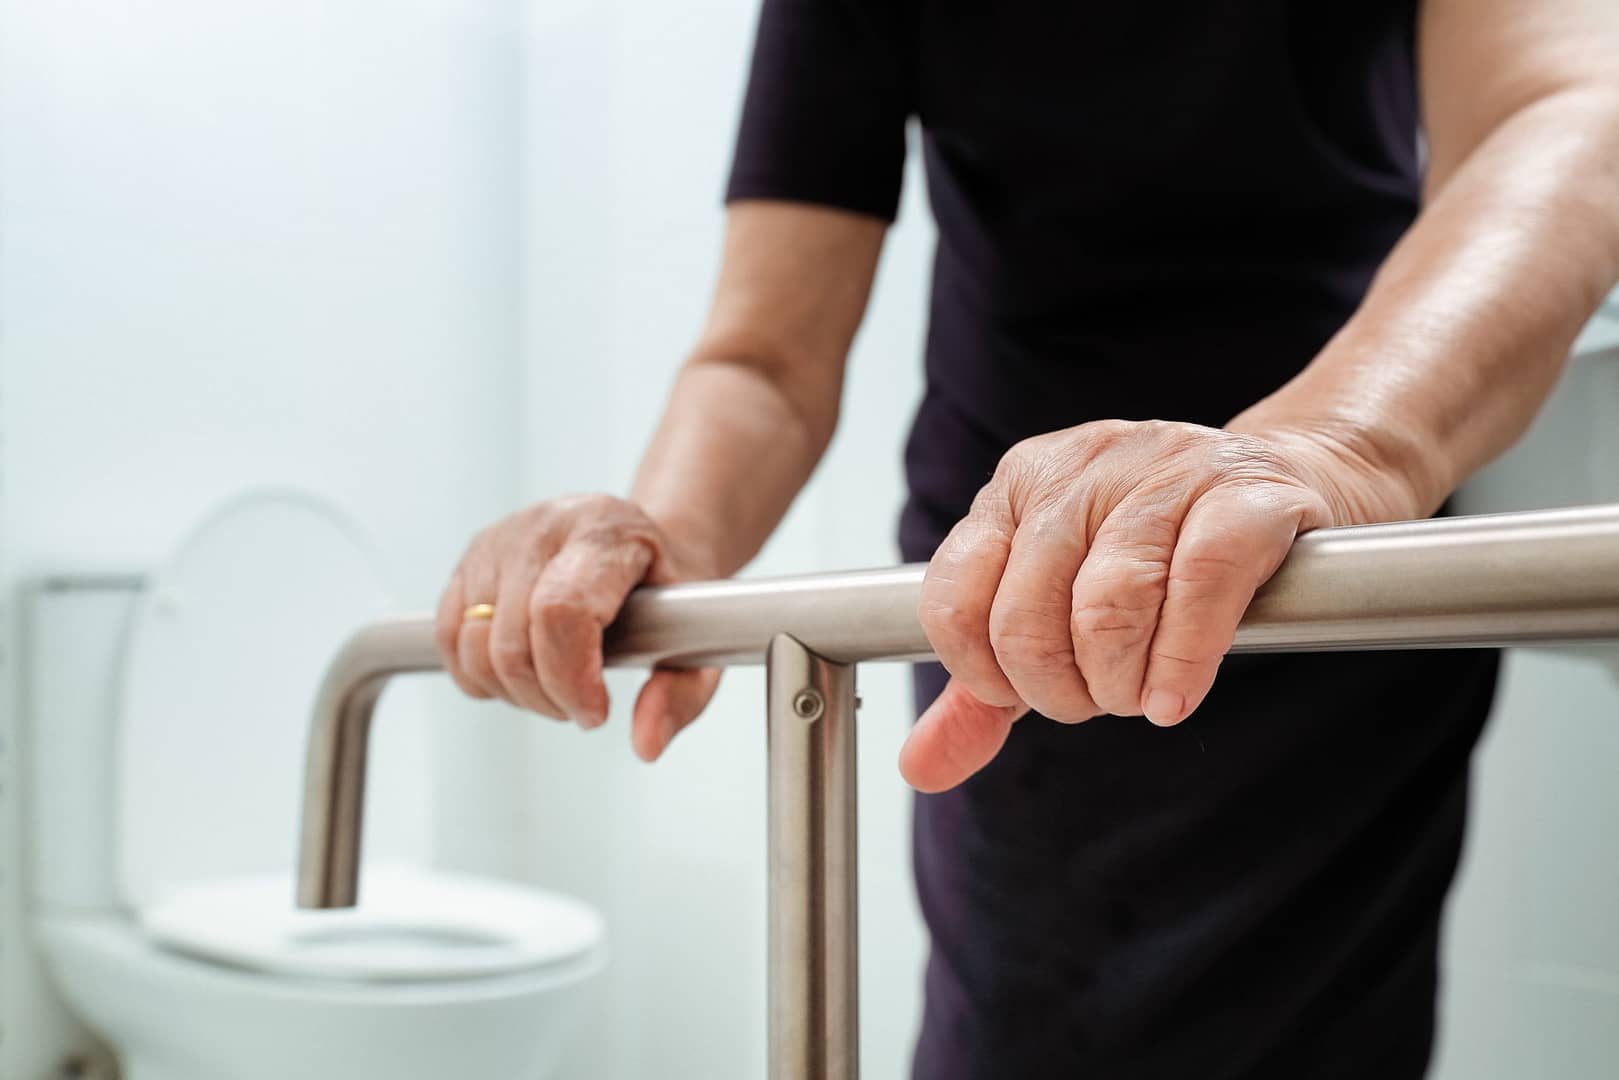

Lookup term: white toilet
[26,492,606,1080]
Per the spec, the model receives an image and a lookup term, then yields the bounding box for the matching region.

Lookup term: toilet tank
[24,576,145,911]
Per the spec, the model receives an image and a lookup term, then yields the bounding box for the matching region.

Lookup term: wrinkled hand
[900,419,1406,793]
[435,495,721,762]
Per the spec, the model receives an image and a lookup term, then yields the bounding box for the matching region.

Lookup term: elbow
[683,335,844,454]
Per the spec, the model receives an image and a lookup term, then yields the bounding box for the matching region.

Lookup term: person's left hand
[900,418,1423,793]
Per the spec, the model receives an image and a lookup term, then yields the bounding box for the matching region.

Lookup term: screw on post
[792,688,824,721]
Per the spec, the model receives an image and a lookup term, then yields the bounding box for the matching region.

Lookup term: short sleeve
[725,0,915,222]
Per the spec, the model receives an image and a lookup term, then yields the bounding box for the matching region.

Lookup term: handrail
[295,503,1619,1078]
[299,503,1619,906]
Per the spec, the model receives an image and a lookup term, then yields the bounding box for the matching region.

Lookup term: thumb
[899,677,1027,793]
[630,667,722,762]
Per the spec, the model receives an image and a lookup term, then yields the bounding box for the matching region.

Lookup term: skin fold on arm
[899,0,1619,792]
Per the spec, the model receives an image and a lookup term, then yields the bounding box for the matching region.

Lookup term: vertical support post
[767,633,859,1080]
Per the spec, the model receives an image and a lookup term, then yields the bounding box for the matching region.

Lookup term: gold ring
[462,603,496,622]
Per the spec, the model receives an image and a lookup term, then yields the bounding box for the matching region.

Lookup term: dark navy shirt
[728,3,1498,1076]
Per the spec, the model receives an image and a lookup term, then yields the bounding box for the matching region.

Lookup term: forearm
[630,353,834,577]
[1234,85,1619,522]
[627,200,886,576]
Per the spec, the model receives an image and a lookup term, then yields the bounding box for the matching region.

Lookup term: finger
[1069,496,1183,717]
[487,563,565,717]
[917,482,1021,709]
[435,569,491,699]
[988,503,1099,722]
[899,677,1027,793]
[630,667,723,762]
[1139,487,1311,726]
[456,547,506,700]
[530,532,657,728]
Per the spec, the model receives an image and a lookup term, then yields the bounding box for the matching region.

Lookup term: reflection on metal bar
[767,635,859,1080]
[297,503,1619,1078]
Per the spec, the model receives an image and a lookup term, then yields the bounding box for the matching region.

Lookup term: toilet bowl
[26,492,605,1080]
[36,871,605,1080]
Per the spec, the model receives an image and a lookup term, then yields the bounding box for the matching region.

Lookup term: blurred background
[0,1,1616,1078]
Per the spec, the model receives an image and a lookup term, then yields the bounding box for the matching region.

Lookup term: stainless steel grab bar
[296,503,1619,1079]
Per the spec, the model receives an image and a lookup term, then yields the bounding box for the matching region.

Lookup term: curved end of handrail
[295,617,440,909]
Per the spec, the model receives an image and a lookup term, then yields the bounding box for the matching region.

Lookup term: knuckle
[1091,693,1138,720]
[433,602,460,646]
[1149,647,1209,673]
[995,440,1033,477]
[995,438,1061,495]
[434,622,460,658]
[452,673,492,700]
[462,649,494,678]
[1170,539,1249,590]
[530,590,590,627]
[488,636,534,680]
[1071,597,1156,640]
[989,623,1075,676]
[991,441,1052,500]
[1071,583,1164,650]
[918,599,983,655]
[1079,418,1136,449]
[572,519,649,555]
[569,518,622,545]
[1020,688,1092,725]
[463,527,499,562]
[505,505,554,542]
[556,492,622,522]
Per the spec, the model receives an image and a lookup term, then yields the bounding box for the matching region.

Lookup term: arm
[632,202,886,576]
[435,201,886,761]
[904,0,1619,792]
[1230,0,1619,519]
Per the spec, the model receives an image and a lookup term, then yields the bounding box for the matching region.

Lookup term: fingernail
[1143,689,1184,726]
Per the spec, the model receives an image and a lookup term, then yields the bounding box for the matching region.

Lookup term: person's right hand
[434,495,723,762]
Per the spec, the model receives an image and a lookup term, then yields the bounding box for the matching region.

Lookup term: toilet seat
[140,865,605,983]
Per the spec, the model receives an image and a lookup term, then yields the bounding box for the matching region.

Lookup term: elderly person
[438,1,1619,1075]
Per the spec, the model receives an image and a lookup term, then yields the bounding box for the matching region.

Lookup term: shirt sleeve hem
[725,171,901,224]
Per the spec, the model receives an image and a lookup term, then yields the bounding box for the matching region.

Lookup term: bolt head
[791,688,824,720]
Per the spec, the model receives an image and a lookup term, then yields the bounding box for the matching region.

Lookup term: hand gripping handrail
[297,503,1619,1079]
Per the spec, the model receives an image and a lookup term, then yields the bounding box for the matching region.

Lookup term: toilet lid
[140,865,606,982]
[115,490,427,908]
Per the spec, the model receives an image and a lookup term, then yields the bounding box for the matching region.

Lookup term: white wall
[0,1,529,1075]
